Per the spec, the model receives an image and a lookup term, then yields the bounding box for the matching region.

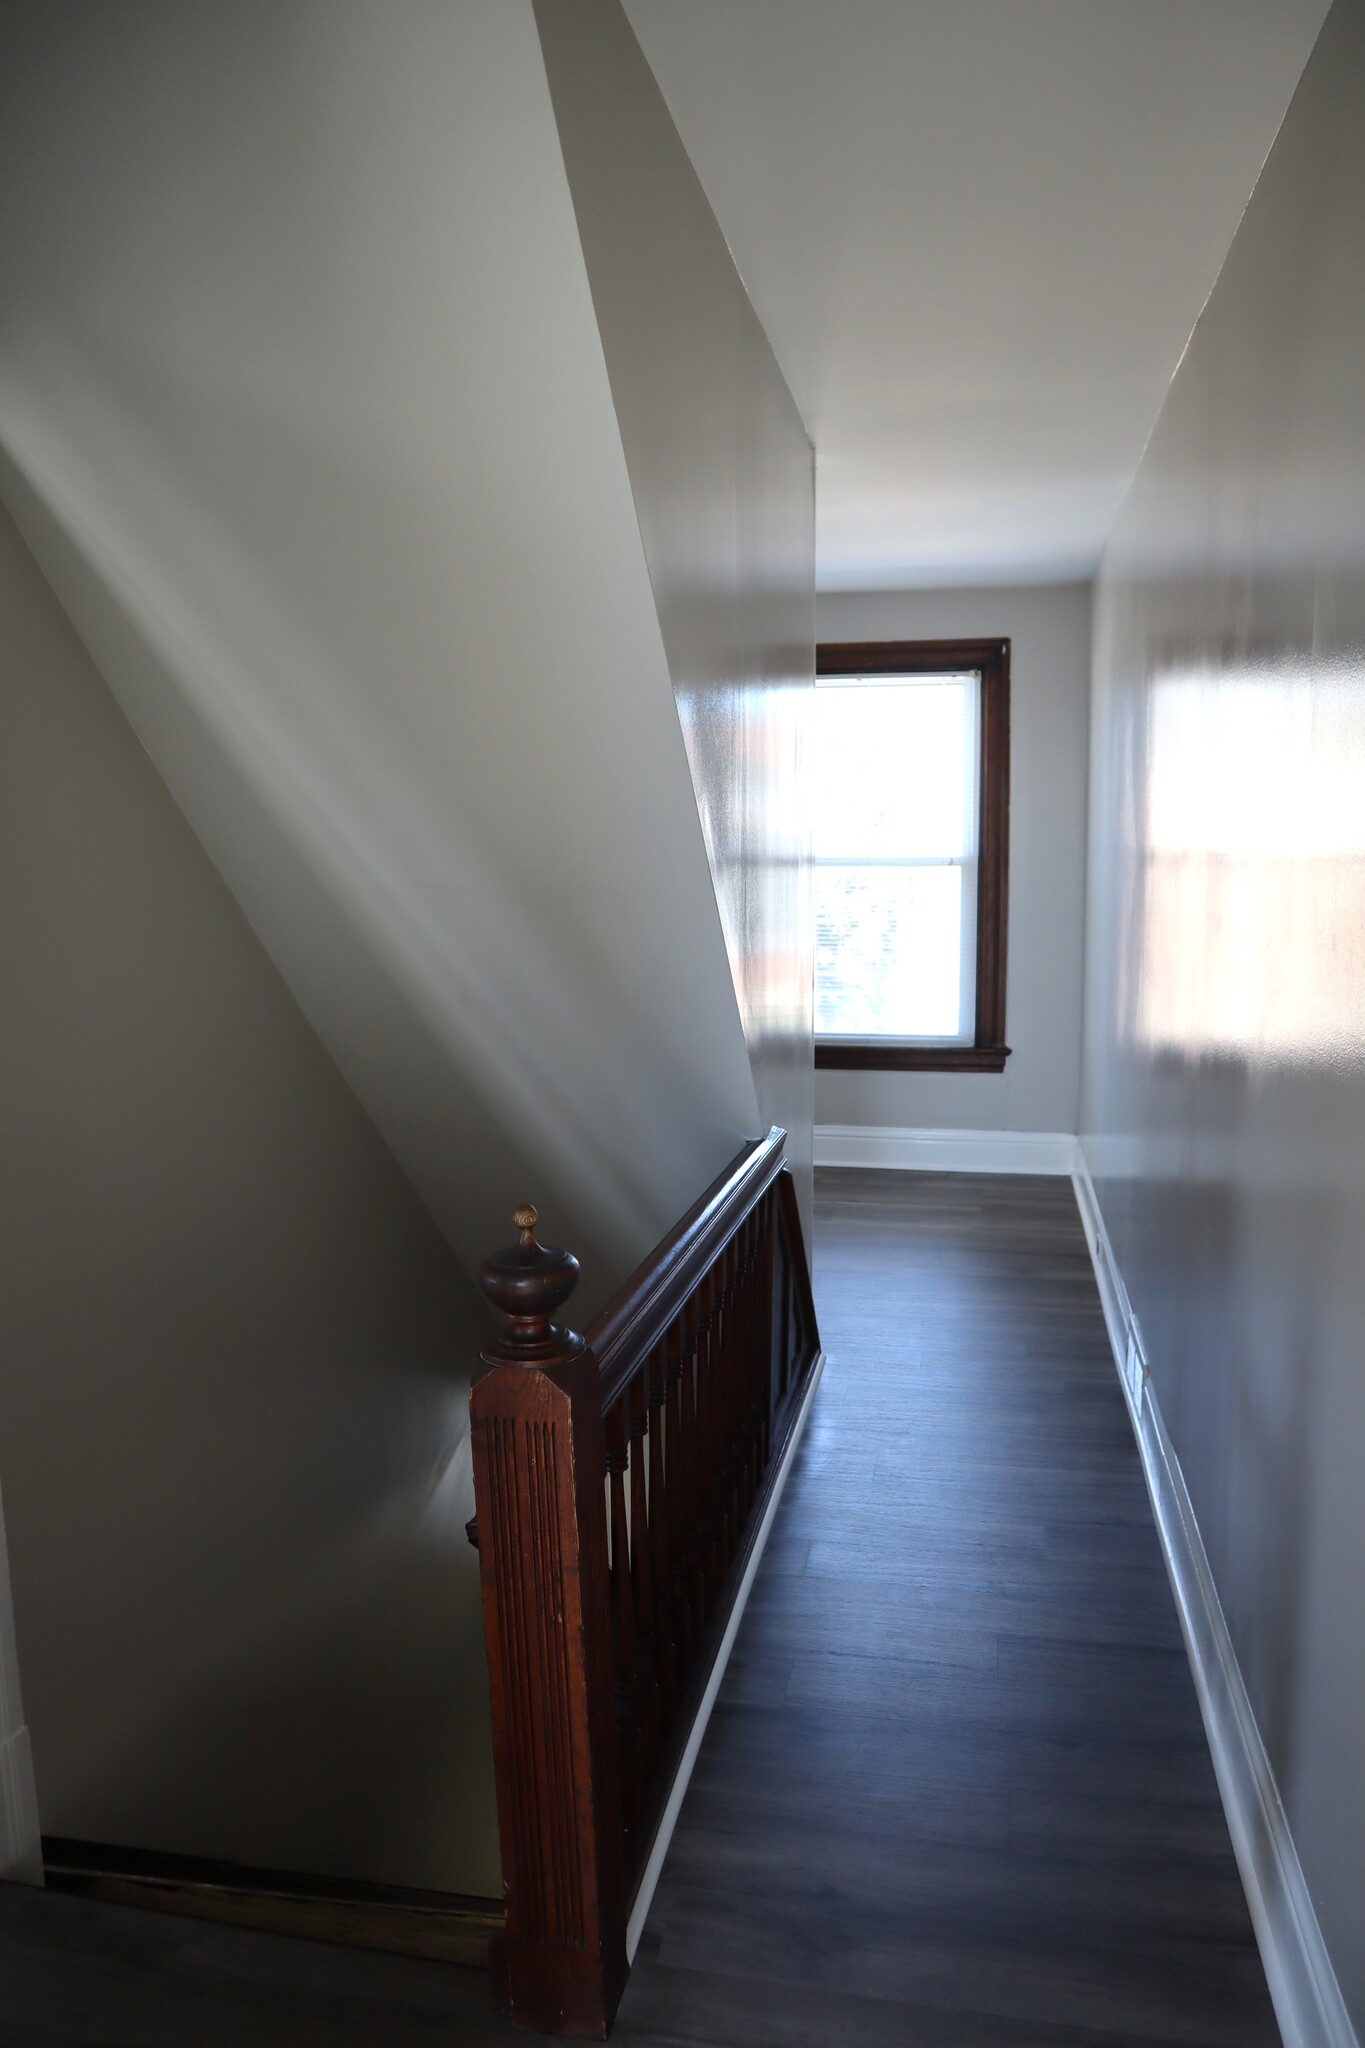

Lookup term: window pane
[815,864,962,1038]
[814,675,976,860]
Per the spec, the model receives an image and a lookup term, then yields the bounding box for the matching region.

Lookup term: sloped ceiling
[0,0,761,1308]
[534,0,816,1239]
[624,0,1330,588]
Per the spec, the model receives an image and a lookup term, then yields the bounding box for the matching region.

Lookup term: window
[814,639,1011,1072]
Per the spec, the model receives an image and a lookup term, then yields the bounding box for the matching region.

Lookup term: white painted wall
[0,0,809,1897]
[624,0,1328,588]
[0,0,760,1319]
[815,583,1091,1137]
[536,0,817,1241]
[1080,0,1365,2022]
[0,500,496,1893]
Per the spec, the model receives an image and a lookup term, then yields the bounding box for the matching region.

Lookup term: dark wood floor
[0,1171,1276,2046]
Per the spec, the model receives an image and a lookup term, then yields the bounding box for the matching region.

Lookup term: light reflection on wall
[1136,655,1365,1064]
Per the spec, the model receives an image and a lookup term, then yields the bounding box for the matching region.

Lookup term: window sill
[815,1042,1012,1073]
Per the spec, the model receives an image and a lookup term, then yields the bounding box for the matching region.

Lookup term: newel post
[467,1206,626,2038]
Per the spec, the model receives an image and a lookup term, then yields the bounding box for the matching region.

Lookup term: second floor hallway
[0,1168,1277,2047]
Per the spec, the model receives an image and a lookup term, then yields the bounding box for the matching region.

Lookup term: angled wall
[0,0,810,1899]
[1080,0,1365,2026]
[0,0,760,1317]
[0,499,496,1893]
[533,0,817,1238]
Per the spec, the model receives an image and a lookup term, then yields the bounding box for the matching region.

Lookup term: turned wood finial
[479,1204,584,1366]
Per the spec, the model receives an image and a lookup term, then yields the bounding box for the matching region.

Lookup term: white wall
[534,0,816,1239]
[623,0,1330,590]
[0,500,497,1894]
[1080,0,1364,2022]
[815,583,1091,1136]
[0,0,760,1319]
[0,0,810,1898]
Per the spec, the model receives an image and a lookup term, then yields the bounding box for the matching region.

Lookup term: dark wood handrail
[586,1129,787,1412]
[467,1130,821,2037]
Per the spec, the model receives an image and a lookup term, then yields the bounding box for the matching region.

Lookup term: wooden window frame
[814,637,1011,1073]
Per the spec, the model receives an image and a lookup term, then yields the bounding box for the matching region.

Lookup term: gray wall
[0,0,762,1319]
[1080,0,1364,2022]
[0,502,499,1894]
[534,0,817,1236]
[816,584,1091,1135]
[0,0,814,1897]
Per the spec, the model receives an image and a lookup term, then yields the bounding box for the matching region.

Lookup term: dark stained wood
[815,638,1011,1074]
[588,1139,819,1924]
[41,1838,502,1970]
[629,1369,661,1776]
[588,1133,787,1413]
[469,1136,821,2035]
[816,1041,1010,1073]
[975,646,1011,1051]
[618,1236,820,1911]
[608,1397,641,1837]
[469,1210,626,2038]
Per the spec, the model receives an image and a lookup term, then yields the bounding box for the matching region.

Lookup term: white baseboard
[815,1124,1079,1176]
[625,1350,826,1963]
[1072,1152,1356,2048]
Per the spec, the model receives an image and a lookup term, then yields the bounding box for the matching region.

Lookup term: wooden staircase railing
[466,1127,820,2035]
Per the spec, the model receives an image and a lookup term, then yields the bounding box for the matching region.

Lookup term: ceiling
[623,0,1329,590]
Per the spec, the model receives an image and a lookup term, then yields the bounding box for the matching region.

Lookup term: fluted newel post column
[468,1206,626,2038]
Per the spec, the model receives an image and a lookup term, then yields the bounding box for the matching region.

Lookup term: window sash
[814,670,981,1045]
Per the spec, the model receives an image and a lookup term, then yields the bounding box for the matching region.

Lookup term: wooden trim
[775,1169,820,1374]
[586,1130,786,1412]
[815,1043,1010,1072]
[619,1166,819,1909]
[624,1342,826,1962]
[623,1322,821,1922]
[41,1838,502,1968]
[816,636,1006,679]
[470,1338,625,2035]
[469,1144,822,2035]
[816,638,1011,1074]
[975,640,1011,1049]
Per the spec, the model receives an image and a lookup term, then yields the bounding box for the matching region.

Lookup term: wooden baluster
[734,1234,749,1546]
[734,1215,754,1521]
[718,1243,738,1579]
[647,1342,676,1730]
[757,1191,776,1470]
[702,1254,723,1595]
[754,1201,771,1483]
[685,1286,706,1654]
[665,1309,693,1686]
[468,1143,822,2037]
[777,1208,793,1401]
[696,1272,720,1621]
[628,1371,660,1778]
[753,1204,765,1499]
[467,1205,626,2036]
[716,1245,736,1564]
[606,1399,639,1835]
[754,1208,768,1483]
[684,1283,704,1633]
